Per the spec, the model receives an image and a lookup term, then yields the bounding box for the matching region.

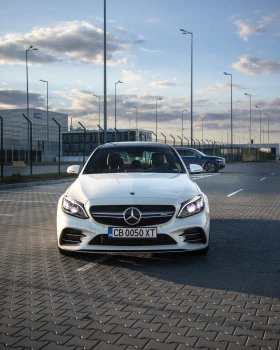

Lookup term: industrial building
[0,108,68,163]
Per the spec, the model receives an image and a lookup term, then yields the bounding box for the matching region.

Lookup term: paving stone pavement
[0,164,279,349]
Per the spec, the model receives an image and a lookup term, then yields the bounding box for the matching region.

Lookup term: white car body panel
[57,142,210,254]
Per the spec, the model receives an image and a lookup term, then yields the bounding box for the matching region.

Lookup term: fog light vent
[60,228,85,245]
[180,227,206,243]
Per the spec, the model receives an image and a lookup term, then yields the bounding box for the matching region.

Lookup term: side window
[188,150,197,157]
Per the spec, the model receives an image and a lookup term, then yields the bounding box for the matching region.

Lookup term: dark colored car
[175,147,226,173]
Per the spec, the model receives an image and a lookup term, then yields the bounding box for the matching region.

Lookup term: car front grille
[89,205,175,227]
[88,234,177,246]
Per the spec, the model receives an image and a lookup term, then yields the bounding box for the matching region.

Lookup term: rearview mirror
[189,164,203,174]
[67,165,80,174]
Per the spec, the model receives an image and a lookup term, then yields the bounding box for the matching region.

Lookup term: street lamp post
[26,45,38,164]
[244,93,252,149]
[114,80,123,141]
[93,94,101,145]
[39,79,49,161]
[223,72,233,153]
[256,105,262,148]
[155,97,162,142]
[265,113,270,149]
[132,105,138,140]
[182,109,188,141]
[103,0,107,143]
[180,29,193,147]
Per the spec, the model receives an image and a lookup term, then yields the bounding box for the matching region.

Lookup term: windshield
[83,145,185,174]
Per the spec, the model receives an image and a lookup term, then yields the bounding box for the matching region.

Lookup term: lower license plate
[108,227,157,238]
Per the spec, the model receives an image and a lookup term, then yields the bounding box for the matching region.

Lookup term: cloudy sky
[1,0,280,144]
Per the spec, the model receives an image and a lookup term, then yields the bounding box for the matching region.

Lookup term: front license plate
[108,227,157,239]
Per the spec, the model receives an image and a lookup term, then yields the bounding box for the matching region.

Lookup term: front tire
[58,247,73,256]
[195,245,209,255]
[204,162,217,173]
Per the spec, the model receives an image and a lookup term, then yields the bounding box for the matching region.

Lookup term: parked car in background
[57,142,210,255]
[176,147,226,173]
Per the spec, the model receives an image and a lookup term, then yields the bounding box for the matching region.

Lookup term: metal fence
[0,117,277,180]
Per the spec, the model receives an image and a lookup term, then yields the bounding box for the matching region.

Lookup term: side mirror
[189,163,203,174]
[67,165,80,174]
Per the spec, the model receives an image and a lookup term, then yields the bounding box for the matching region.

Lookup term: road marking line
[260,177,267,181]
[227,189,244,197]
[192,173,220,180]
[76,255,112,272]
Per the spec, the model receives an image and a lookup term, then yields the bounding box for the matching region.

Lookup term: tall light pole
[223,72,233,152]
[26,45,38,164]
[93,94,101,145]
[244,92,252,149]
[103,0,107,143]
[202,116,207,142]
[132,105,138,140]
[114,80,123,141]
[182,109,188,141]
[126,112,131,141]
[180,29,193,147]
[265,113,270,149]
[155,97,162,142]
[39,79,49,161]
[256,105,262,148]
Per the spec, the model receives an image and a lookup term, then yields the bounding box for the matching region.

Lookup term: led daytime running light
[177,195,204,218]
[62,197,88,219]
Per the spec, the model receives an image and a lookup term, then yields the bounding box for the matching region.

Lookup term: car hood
[66,173,200,205]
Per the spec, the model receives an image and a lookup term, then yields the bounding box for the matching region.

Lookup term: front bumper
[57,196,210,254]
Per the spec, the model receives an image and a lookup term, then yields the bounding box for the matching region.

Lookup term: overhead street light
[244,92,252,149]
[114,80,123,141]
[103,0,107,143]
[180,29,193,147]
[93,94,101,145]
[39,79,49,160]
[223,72,233,153]
[132,105,138,140]
[265,113,270,149]
[26,45,38,164]
[155,97,162,142]
[256,105,262,148]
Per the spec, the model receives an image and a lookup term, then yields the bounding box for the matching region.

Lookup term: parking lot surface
[0,162,279,350]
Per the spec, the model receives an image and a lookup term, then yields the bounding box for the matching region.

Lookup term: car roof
[175,147,196,151]
[100,142,173,149]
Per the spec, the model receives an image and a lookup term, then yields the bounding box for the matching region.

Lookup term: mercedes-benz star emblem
[123,207,141,226]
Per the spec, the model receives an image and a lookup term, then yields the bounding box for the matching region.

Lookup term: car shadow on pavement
[67,218,280,299]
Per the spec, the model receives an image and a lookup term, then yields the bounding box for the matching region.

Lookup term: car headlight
[61,196,88,219]
[177,194,204,218]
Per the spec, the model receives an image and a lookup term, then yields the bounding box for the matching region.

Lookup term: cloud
[147,80,177,89]
[233,19,266,41]
[147,17,161,24]
[0,21,133,66]
[139,47,165,54]
[0,88,44,109]
[122,69,142,83]
[232,55,280,76]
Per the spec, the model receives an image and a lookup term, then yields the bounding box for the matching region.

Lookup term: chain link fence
[0,117,277,180]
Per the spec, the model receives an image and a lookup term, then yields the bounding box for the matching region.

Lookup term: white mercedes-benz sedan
[57,142,210,255]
